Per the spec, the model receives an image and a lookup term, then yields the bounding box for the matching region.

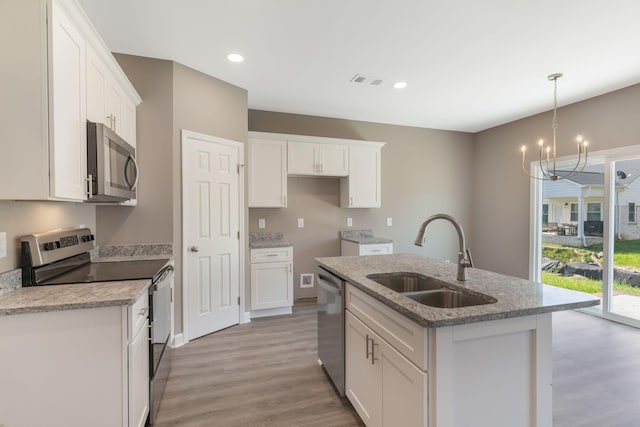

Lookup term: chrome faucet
[414,214,474,282]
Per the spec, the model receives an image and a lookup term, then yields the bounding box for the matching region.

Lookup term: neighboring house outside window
[570,203,578,222]
[629,202,636,224]
[542,204,549,225]
[587,203,601,221]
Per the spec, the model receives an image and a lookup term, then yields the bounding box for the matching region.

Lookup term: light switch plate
[297,218,304,228]
[347,218,353,227]
[387,217,393,226]
[0,232,6,259]
[258,218,266,229]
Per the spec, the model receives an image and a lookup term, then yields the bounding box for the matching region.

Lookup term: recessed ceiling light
[227,53,244,63]
[393,81,408,89]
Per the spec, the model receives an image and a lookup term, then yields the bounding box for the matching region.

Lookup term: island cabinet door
[346,311,427,427]
[379,337,427,427]
[346,311,381,427]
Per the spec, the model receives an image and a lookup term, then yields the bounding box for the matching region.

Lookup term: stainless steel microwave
[86,121,138,202]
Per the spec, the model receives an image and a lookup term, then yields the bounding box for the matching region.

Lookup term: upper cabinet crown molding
[55,0,141,105]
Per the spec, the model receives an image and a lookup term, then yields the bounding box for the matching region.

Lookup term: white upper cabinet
[248,132,385,209]
[248,138,287,207]
[288,141,349,176]
[0,0,141,201]
[49,0,87,201]
[86,46,138,147]
[341,143,384,208]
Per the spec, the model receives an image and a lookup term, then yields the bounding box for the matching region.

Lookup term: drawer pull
[372,342,379,365]
[366,334,372,359]
[266,254,279,257]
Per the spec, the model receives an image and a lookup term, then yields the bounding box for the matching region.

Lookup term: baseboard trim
[172,333,186,348]
[250,306,293,319]
[243,312,252,324]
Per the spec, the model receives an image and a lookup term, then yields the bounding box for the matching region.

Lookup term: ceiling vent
[351,74,384,86]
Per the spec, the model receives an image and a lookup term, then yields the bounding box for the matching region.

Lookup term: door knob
[189,246,200,253]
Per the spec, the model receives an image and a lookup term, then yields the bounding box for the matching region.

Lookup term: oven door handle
[154,265,175,290]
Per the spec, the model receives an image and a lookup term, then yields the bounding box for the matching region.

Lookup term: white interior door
[183,131,242,341]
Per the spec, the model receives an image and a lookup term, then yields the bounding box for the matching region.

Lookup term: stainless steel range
[20,227,173,424]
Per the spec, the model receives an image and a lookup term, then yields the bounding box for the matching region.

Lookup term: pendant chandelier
[521,73,589,181]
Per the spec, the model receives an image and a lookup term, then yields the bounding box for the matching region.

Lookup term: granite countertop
[340,229,393,244]
[0,247,174,315]
[0,279,150,316]
[316,253,600,327]
[249,231,292,249]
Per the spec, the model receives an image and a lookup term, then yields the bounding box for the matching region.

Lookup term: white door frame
[181,129,245,344]
[529,143,640,328]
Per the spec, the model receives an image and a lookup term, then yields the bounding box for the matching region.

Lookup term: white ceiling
[78,0,640,133]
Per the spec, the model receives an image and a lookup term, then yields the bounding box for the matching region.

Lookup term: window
[629,202,636,224]
[542,204,549,225]
[570,203,578,222]
[587,203,601,221]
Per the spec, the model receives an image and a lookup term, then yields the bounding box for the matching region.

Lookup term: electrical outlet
[347,218,353,227]
[258,218,266,229]
[297,218,304,228]
[0,232,6,259]
[387,217,393,226]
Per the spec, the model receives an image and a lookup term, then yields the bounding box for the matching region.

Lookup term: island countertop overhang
[316,253,600,327]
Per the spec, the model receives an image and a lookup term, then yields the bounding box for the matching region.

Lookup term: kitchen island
[316,254,600,427]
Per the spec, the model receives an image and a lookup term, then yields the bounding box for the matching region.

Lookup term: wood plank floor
[155,302,640,426]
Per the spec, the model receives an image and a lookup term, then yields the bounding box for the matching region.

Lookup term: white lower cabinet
[346,310,426,427]
[129,319,150,427]
[250,247,293,317]
[345,283,553,427]
[0,292,150,427]
[341,240,393,256]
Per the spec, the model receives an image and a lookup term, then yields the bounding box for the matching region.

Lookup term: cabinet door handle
[289,263,292,273]
[283,196,287,206]
[372,341,379,365]
[113,114,117,130]
[366,334,372,360]
[350,197,353,207]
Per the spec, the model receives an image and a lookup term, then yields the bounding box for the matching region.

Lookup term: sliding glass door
[531,148,640,327]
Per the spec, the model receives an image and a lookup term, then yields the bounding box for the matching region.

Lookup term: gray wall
[96,56,248,335]
[96,55,174,245]
[172,61,248,334]
[472,83,640,278]
[0,202,95,273]
[249,110,474,300]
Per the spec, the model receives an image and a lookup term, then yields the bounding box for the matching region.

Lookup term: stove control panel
[21,228,95,267]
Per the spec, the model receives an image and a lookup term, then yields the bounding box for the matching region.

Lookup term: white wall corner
[172,333,186,348]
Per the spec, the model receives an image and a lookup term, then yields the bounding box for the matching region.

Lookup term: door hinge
[237,296,240,305]
[237,231,240,239]
[237,163,244,174]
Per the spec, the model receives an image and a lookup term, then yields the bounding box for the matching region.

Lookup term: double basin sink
[366,272,497,309]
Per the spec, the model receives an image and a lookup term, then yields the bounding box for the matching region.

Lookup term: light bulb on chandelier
[521,73,589,181]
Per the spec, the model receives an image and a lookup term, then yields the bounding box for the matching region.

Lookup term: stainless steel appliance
[317,267,346,396]
[149,261,173,424]
[20,227,172,424]
[86,121,138,202]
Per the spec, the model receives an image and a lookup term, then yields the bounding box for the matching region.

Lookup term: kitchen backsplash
[0,269,21,297]
[98,243,174,258]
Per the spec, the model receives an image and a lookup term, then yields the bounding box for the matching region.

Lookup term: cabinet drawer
[128,291,149,340]
[360,243,393,256]
[346,284,428,370]
[251,247,293,263]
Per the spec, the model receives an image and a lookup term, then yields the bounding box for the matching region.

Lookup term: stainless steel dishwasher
[317,267,345,396]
